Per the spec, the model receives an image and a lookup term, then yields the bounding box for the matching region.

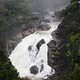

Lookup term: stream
[9,16,60,80]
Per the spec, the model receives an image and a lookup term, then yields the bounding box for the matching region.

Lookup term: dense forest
[56,0,80,80]
[0,0,80,80]
[0,0,33,80]
[0,0,37,55]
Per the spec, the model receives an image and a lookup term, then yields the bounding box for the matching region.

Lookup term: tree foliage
[58,0,80,80]
[0,50,19,80]
[0,0,32,80]
[0,0,33,51]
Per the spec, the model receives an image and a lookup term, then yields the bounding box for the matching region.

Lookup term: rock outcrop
[38,24,51,31]
[30,65,39,74]
[36,39,45,51]
[47,27,69,80]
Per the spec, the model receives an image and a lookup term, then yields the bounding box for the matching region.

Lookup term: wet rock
[6,33,22,55]
[39,24,51,31]
[30,65,39,74]
[22,28,37,37]
[53,56,59,63]
[47,40,56,48]
[31,12,39,17]
[31,12,39,20]
[42,19,51,23]
[40,64,44,72]
[28,45,33,51]
[36,39,45,50]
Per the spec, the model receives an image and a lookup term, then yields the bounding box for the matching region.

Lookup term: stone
[31,12,39,20]
[30,65,39,74]
[22,28,37,37]
[47,40,56,48]
[40,64,44,72]
[39,24,51,31]
[42,19,51,23]
[28,45,33,51]
[36,39,45,50]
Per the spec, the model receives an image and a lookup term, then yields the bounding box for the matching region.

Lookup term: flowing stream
[9,21,60,80]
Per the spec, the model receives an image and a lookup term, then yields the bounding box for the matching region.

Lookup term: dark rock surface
[30,65,39,74]
[40,64,44,72]
[41,19,51,23]
[5,29,22,56]
[28,45,33,51]
[22,28,37,37]
[47,40,56,48]
[36,39,45,50]
[39,23,51,31]
[47,24,69,80]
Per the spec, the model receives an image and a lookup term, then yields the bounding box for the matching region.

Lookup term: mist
[27,0,70,13]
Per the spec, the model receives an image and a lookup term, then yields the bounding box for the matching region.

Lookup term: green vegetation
[59,64,80,80]
[0,0,80,80]
[0,50,19,80]
[0,0,32,31]
[0,0,32,80]
[0,50,30,80]
[0,0,33,50]
[58,0,80,80]
[55,51,60,55]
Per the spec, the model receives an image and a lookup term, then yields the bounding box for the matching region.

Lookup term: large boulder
[30,65,39,74]
[28,45,33,51]
[41,19,51,23]
[22,28,37,37]
[31,12,39,20]
[47,40,56,48]
[39,24,51,31]
[36,39,45,50]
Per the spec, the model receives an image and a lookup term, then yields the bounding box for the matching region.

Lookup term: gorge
[7,0,70,80]
[9,20,60,80]
[1,0,80,80]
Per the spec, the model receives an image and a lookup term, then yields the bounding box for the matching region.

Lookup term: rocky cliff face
[47,0,80,80]
[47,28,69,80]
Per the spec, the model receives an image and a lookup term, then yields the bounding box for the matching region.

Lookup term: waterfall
[9,20,60,80]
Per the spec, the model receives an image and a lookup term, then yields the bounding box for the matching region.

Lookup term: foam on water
[9,22,60,80]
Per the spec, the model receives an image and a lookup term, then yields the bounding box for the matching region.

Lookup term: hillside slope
[55,0,80,79]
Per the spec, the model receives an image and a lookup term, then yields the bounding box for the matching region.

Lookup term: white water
[9,22,60,80]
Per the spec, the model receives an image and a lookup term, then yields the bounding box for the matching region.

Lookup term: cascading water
[9,16,60,80]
